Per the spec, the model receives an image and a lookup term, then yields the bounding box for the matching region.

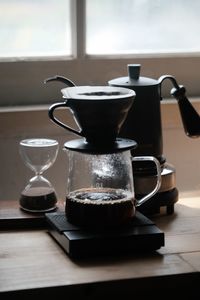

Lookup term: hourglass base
[20,186,58,213]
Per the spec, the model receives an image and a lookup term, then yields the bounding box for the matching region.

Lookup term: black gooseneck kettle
[108,64,200,215]
[109,64,200,160]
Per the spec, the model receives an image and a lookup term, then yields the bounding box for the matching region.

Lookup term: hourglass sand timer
[19,138,59,213]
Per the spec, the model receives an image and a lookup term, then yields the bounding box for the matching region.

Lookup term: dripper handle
[48,102,83,137]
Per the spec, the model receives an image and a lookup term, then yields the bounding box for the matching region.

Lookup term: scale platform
[45,211,164,258]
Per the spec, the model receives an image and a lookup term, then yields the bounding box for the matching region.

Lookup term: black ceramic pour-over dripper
[46,82,136,151]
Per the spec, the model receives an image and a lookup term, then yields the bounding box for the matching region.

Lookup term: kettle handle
[133,156,161,207]
[158,75,200,138]
[48,102,83,137]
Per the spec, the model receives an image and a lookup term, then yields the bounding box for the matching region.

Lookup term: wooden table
[1,192,200,299]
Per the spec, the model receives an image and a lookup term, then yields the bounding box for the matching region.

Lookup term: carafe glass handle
[132,156,161,207]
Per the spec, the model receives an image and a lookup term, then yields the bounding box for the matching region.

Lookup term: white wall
[0,100,200,203]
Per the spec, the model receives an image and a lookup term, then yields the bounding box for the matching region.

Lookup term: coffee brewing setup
[44,64,200,258]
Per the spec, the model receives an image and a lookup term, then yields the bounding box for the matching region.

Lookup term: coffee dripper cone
[48,85,136,149]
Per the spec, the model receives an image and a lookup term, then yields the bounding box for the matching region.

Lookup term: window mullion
[71,0,86,59]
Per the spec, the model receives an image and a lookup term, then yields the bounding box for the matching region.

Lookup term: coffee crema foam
[67,188,133,205]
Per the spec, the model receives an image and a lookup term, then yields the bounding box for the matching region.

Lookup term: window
[0,0,71,58]
[0,0,200,107]
[86,0,200,55]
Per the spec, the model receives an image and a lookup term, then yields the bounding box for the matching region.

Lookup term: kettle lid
[108,64,158,87]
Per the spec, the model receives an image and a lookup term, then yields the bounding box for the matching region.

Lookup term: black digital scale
[45,211,164,258]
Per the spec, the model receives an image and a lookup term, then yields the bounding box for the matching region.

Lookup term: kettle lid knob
[128,64,141,80]
[108,64,158,87]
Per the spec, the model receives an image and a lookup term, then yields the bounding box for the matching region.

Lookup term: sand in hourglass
[20,187,57,212]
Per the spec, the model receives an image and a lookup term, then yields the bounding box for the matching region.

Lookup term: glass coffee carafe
[47,85,161,228]
[64,142,161,228]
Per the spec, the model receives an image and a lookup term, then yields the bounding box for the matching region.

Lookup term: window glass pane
[86,0,200,55]
[0,0,71,58]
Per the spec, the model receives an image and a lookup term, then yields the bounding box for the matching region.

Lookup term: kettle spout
[44,75,76,87]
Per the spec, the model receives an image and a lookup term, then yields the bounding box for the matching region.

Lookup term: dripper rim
[61,86,136,101]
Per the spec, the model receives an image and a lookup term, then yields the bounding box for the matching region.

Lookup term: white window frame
[0,0,200,107]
